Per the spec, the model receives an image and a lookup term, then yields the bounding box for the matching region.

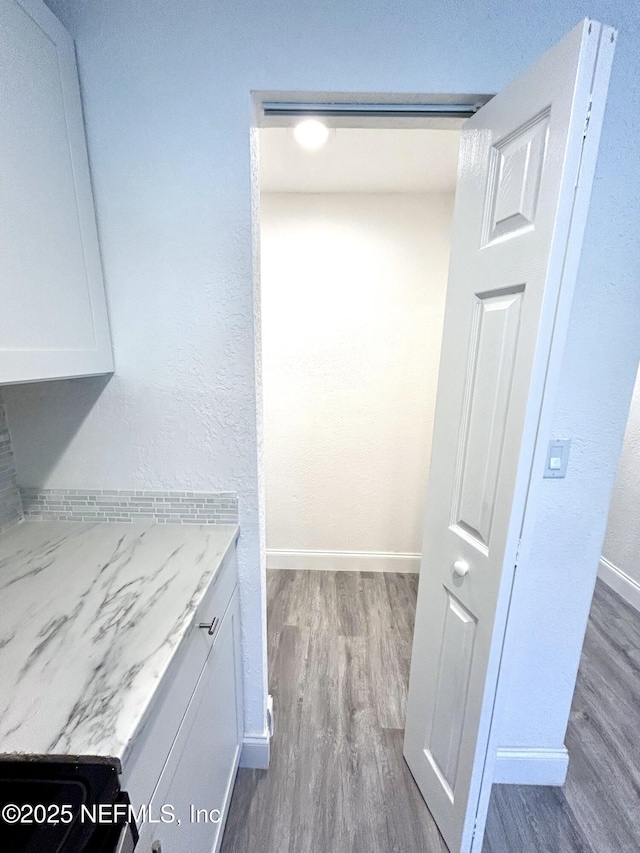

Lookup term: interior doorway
[258,124,461,578]
[254,112,465,853]
[244,26,617,851]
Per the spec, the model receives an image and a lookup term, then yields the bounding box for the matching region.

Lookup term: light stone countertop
[0,520,239,769]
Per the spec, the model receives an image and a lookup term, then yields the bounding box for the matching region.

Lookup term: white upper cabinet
[0,0,113,385]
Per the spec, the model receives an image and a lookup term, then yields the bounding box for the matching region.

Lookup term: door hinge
[583,97,593,139]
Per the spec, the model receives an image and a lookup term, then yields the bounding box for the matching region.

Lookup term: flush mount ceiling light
[293,118,329,150]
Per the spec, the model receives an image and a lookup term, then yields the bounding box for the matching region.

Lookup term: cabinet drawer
[122,545,238,807]
[200,548,237,639]
[138,591,243,853]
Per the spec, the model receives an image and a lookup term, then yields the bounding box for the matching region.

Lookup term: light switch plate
[544,438,571,478]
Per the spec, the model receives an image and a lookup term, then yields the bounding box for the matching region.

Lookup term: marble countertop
[0,521,239,769]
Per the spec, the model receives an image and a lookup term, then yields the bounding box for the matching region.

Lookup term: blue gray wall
[5,0,640,747]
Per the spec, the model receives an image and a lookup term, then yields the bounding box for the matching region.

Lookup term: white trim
[598,557,640,612]
[266,549,421,573]
[239,694,273,770]
[239,730,271,770]
[266,693,274,737]
[493,747,569,785]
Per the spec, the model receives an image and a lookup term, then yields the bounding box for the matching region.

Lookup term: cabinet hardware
[199,616,220,638]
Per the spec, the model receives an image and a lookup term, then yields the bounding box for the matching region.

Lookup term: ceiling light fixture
[293,118,329,150]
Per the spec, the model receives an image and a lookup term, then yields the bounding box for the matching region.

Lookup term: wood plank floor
[220,572,640,853]
[484,580,640,853]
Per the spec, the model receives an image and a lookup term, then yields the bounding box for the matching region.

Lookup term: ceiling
[259,127,461,194]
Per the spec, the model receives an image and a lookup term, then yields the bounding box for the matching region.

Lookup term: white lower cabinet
[132,552,243,853]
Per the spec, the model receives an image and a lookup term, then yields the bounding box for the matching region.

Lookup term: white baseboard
[266,548,421,573]
[239,695,274,770]
[493,747,569,785]
[239,731,271,770]
[598,556,640,612]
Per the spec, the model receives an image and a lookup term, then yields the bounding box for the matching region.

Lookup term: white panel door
[0,0,113,384]
[404,19,615,853]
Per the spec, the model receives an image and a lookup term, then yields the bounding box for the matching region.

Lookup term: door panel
[427,591,477,796]
[404,19,615,853]
[453,286,524,550]
[483,111,549,245]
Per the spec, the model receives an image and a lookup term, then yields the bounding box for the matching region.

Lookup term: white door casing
[0,0,113,384]
[403,19,615,853]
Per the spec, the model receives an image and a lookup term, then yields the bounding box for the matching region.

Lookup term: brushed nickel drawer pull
[199,616,220,638]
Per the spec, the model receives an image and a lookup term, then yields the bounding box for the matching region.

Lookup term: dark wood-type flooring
[220,571,640,853]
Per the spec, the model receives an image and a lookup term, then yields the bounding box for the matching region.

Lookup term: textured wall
[5,0,640,752]
[261,192,453,558]
[0,394,23,533]
[601,367,640,585]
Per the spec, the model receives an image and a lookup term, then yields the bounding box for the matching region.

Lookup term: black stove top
[0,760,135,852]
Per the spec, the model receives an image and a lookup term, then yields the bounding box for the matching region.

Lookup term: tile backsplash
[0,394,237,531]
[20,488,238,525]
[0,396,24,533]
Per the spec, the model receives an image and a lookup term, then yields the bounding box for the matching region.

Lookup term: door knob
[453,559,470,578]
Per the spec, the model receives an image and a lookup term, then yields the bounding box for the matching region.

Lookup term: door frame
[248,65,613,849]
[247,89,492,760]
[247,85,489,808]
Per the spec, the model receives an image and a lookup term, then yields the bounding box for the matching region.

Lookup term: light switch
[544,438,571,478]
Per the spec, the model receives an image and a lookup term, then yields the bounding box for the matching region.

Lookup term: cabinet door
[121,548,239,811]
[0,0,113,384]
[140,591,243,853]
